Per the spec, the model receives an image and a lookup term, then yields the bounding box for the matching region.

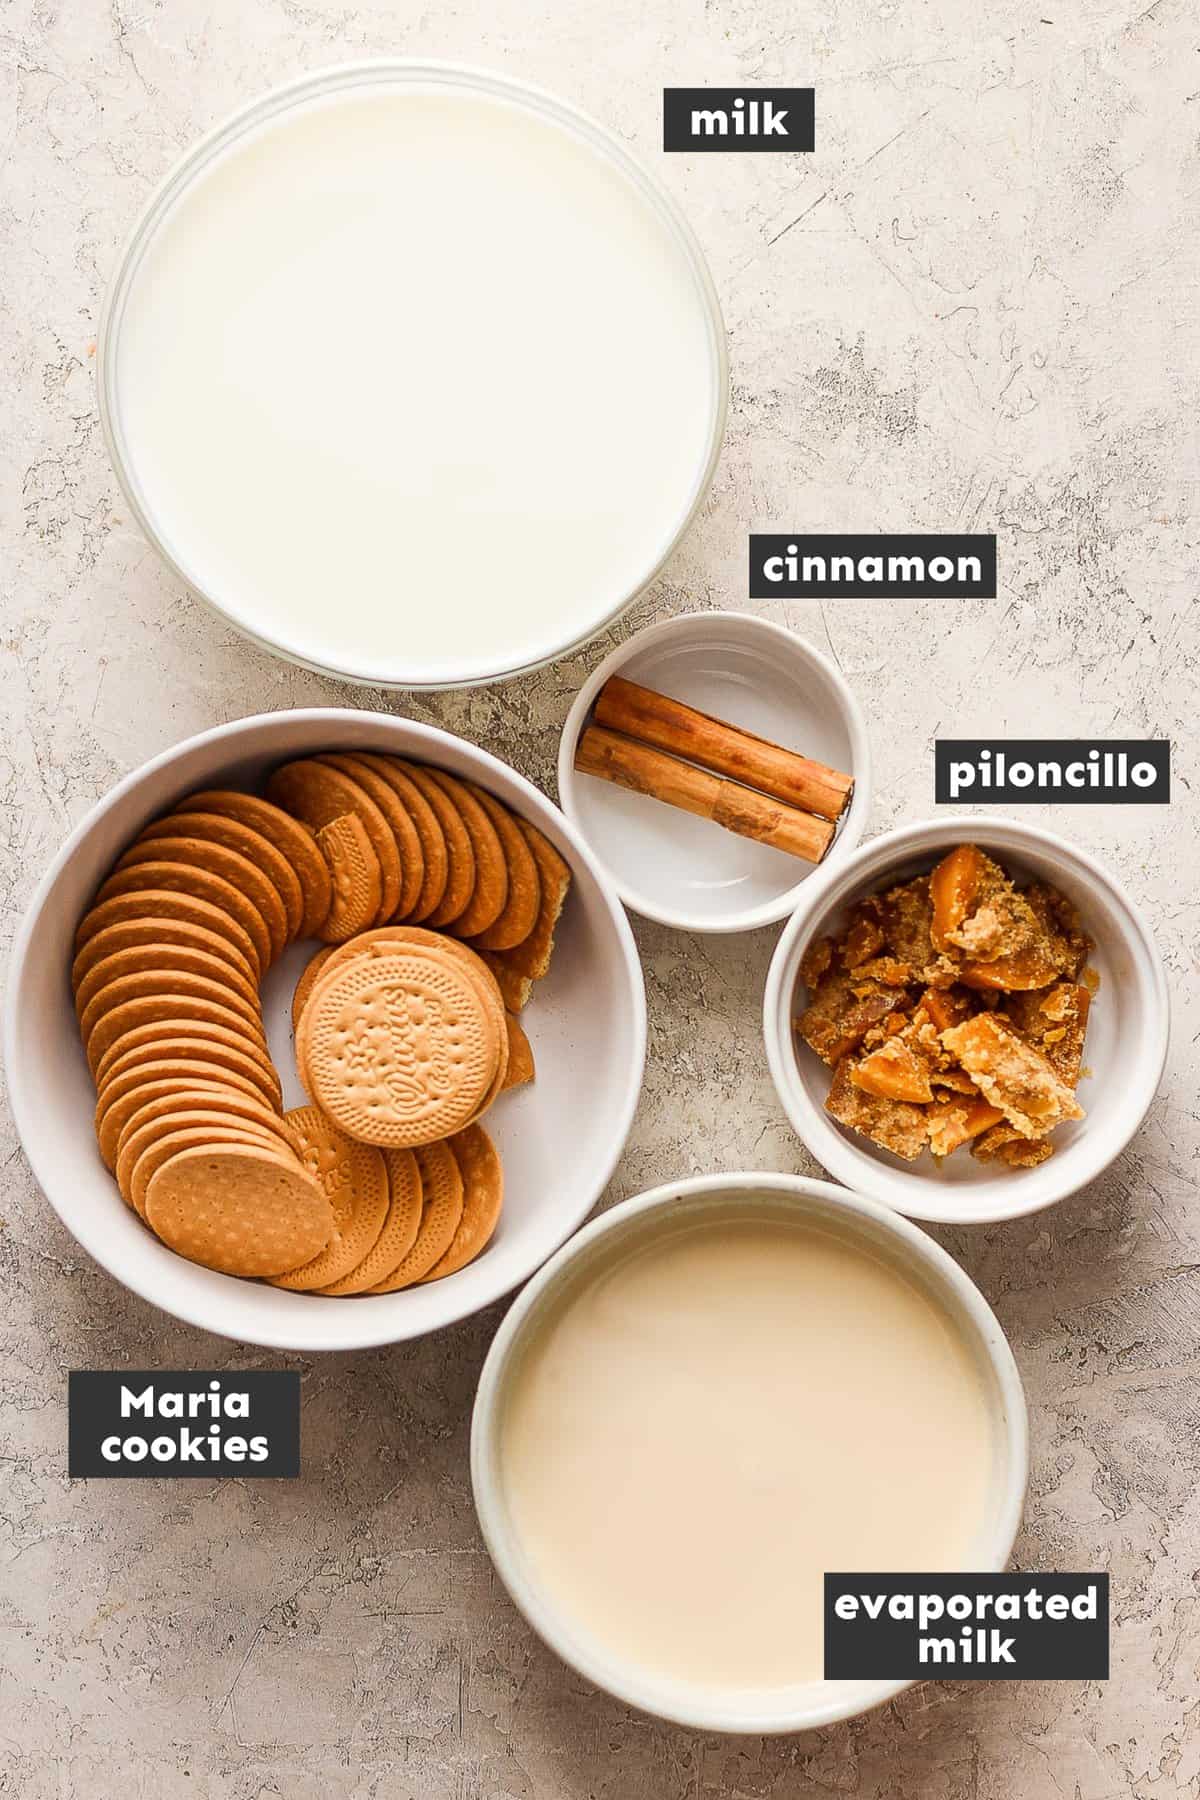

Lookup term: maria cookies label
[68,1371,300,1477]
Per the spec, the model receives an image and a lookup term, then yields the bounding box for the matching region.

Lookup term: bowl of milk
[98,62,728,688]
[471,1171,1028,1731]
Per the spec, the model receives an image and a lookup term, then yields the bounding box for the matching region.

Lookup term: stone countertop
[1,1,1197,1795]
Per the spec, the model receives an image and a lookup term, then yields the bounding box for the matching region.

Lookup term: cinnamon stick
[574,726,835,864]
[593,675,853,822]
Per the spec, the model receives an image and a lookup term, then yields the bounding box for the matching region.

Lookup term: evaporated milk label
[937,741,1171,804]
[750,533,997,599]
[824,1574,1109,1680]
[663,89,815,152]
[68,1371,300,1477]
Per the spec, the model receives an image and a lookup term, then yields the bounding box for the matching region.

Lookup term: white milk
[499,1211,994,1689]
[112,81,720,683]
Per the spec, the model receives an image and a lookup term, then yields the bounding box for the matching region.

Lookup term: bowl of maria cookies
[6,710,646,1349]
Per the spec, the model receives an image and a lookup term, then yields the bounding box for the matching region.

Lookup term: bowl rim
[96,57,730,692]
[3,707,648,1350]
[763,816,1171,1225]
[470,1168,1030,1733]
[556,610,873,933]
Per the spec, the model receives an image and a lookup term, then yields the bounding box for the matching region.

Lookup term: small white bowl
[471,1171,1028,1733]
[557,612,871,933]
[4,709,646,1350]
[764,818,1169,1225]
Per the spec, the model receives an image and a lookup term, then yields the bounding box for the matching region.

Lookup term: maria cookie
[143,1144,332,1277]
[301,949,498,1145]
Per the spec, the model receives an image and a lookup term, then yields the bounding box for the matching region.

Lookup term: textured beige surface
[1,1,1198,1794]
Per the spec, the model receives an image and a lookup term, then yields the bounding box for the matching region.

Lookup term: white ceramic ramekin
[97,61,728,690]
[471,1171,1029,1733]
[557,611,872,933]
[3,709,646,1351]
[764,818,1169,1225]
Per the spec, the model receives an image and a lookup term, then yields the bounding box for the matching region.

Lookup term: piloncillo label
[936,741,1171,804]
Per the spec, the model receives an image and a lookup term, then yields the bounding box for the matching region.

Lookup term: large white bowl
[3,710,646,1350]
[763,818,1169,1224]
[97,61,728,690]
[471,1172,1028,1733]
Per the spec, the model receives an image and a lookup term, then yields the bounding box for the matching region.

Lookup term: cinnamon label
[750,533,997,599]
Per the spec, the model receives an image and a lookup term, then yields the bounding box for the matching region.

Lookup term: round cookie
[123,1118,287,1217]
[463,784,542,951]
[316,1147,424,1295]
[72,915,259,991]
[177,790,333,937]
[118,1112,290,1211]
[364,1140,464,1292]
[80,967,264,1049]
[265,759,401,925]
[96,1073,262,1170]
[293,942,495,1131]
[141,811,304,941]
[86,994,269,1077]
[93,864,271,975]
[291,942,484,1115]
[95,1027,283,1107]
[348,754,449,921]
[421,769,508,938]
[316,755,425,924]
[75,886,263,978]
[394,763,475,927]
[269,1105,390,1291]
[294,931,509,1111]
[420,1124,504,1282]
[315,814,383,942]
[96,1057,267,1124]
[144,1144,332,1277]
[114,838,288,960]
[75,943,261,1021]
[301,949,498,1146]
[300,929,510,1116]
[116,1088,298,1169]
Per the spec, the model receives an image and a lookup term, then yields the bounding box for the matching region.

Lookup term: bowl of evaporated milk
[98,62,728,689]
[471,1172,1028,1732]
